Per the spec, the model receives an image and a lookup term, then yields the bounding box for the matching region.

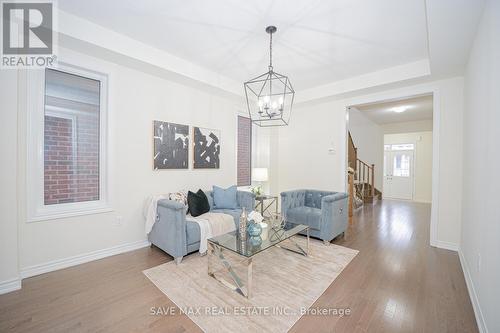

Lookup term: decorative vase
[247,221,262,237]
[239,207,248,240]
[237,238,247,255]
[249,235,262,247]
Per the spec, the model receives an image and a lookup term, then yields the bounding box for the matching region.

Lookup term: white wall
[274,99,347,194]
[384,131,433,203]
[0,70,21,293]
[251,126,277,195]
[382,119,433,134]
[461,1,500,332]
[13,45,243,273]
[268,76,463,249]
[348,107,384,190]
[433,78,464,249]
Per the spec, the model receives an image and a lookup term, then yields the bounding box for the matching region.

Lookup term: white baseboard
[21,239,150,279]
[0,277,22,295]
[458,250,488,333]
[412,199,432,204]
[430,240,459,251]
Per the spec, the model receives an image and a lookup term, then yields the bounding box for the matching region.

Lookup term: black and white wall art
[153,121,189,169]
[193,127,221,169]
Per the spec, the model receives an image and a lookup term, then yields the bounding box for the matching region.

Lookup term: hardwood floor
[0,200,478,332]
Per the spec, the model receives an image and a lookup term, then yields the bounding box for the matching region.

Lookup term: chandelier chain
[269,30,273,70]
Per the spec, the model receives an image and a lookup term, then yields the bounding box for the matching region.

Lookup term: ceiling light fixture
[244,26,295,127]
[392,106,408,113]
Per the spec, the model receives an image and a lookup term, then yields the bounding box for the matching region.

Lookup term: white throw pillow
[169,190,188,213]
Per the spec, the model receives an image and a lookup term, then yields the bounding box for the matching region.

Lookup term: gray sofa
[281,189,348,243]
[148,190,255,263]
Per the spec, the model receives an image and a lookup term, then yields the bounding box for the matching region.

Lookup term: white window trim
[27,62,111,222]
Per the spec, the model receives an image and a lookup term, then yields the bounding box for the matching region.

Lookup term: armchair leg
[323,240,330,246]
[174,257,183,265]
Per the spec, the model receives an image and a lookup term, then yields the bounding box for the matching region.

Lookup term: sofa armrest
[148,199,187,259]
[237,190,255,212]
[157,199,185,211]
[280,190,306,219]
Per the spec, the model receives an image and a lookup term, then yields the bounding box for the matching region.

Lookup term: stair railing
[348,131,376,202]
[356,159,375,199]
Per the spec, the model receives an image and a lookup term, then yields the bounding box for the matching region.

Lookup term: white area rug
[144,239,358,333]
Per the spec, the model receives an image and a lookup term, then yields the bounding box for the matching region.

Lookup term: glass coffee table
[207,223,309,299]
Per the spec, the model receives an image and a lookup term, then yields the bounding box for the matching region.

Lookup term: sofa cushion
[186,220,201,245]
[286,206,322,230]
[212,185,238,209]
[211,208,241,227]
[187,189,210,217]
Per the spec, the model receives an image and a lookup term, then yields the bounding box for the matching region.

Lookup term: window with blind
[237,116,252,186]
[44,69,101,205]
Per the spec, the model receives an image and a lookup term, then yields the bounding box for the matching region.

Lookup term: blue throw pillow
[212,185,238,209]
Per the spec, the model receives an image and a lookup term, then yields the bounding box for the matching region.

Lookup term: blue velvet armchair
[280,190,348,243]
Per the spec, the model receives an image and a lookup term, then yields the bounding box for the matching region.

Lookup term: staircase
[348,132,382,205]
[354,181,382,203]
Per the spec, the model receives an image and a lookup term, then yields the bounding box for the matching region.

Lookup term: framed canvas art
[153,121,189,169]
[192,127,220,169]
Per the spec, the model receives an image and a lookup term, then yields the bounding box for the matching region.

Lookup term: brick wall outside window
[237,116,252,186]
[44,114,100,205]
[44,116,74,205]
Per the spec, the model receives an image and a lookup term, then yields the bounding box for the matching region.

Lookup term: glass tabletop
[255,195,277,200]
[207,223,308,258]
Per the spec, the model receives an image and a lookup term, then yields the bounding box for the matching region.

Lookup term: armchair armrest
[237,190,256,212]
[320,192,348,241]
[322,192,348,203]
[148,199,187,259]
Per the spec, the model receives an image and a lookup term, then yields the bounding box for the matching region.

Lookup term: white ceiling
[354,95,433,124]
[426,0,485,77]
[58,0,429,90]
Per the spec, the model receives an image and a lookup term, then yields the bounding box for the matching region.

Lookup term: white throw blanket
[143,194,169,235]
[144,196,235,254]
[187,212,235,254]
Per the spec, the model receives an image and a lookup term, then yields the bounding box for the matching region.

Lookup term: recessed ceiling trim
[57,10,243,96]
[57,9,435,103]
[297,59,431,103]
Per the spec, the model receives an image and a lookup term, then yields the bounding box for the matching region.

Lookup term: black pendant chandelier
[244,26,295,127]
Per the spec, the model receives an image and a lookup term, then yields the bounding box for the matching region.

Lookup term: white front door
[384,146,414,200]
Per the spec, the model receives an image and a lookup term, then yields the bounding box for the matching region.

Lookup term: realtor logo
[1,1,57,68]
